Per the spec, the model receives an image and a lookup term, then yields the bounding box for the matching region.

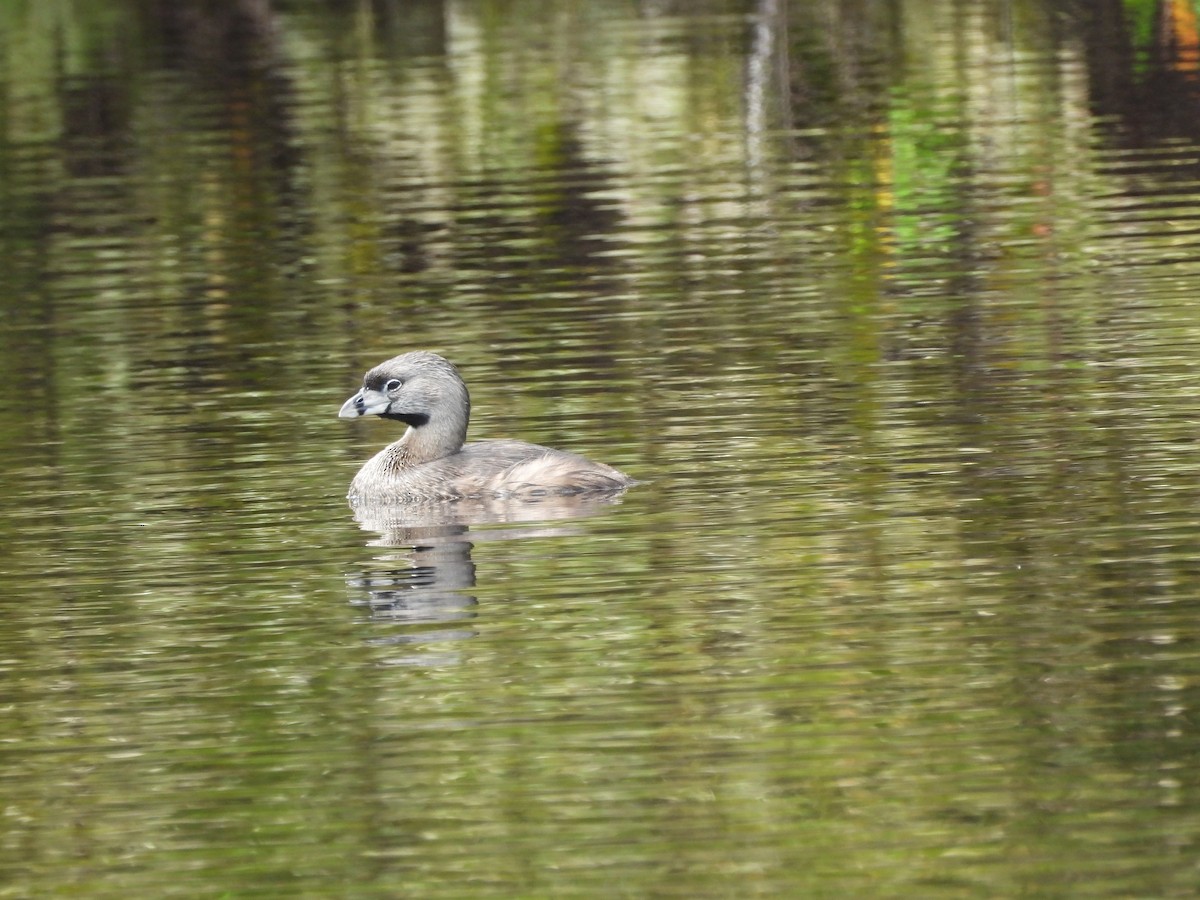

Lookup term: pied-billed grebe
[338,351,636,502]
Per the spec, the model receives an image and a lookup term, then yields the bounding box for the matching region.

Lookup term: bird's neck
[388,418,467,469]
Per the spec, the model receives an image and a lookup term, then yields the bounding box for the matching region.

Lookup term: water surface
[2,0,1200,896]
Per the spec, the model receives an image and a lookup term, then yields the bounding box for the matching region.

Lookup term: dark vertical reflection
[1076,0,1200,142]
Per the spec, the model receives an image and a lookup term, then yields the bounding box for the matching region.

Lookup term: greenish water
[3,0,1200,896]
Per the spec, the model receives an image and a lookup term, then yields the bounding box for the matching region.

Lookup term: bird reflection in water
[344,493,630,665]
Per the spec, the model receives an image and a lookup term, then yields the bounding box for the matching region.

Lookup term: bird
[338,351,636,503]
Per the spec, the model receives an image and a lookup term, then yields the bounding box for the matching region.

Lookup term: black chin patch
[381,412,430,427]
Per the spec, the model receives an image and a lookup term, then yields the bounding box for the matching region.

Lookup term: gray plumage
[339,351,636,503]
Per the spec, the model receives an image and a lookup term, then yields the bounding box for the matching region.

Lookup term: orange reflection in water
[1163,0,1200,72]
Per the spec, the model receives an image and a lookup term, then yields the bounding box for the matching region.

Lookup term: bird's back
[349,439,635,503]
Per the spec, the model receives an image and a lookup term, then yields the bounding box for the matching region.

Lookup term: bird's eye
[384,379,403,392]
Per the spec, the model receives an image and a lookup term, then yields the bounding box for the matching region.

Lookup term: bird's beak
[338,388,391,419]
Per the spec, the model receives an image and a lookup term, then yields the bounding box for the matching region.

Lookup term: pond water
[3,0,1200,896]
